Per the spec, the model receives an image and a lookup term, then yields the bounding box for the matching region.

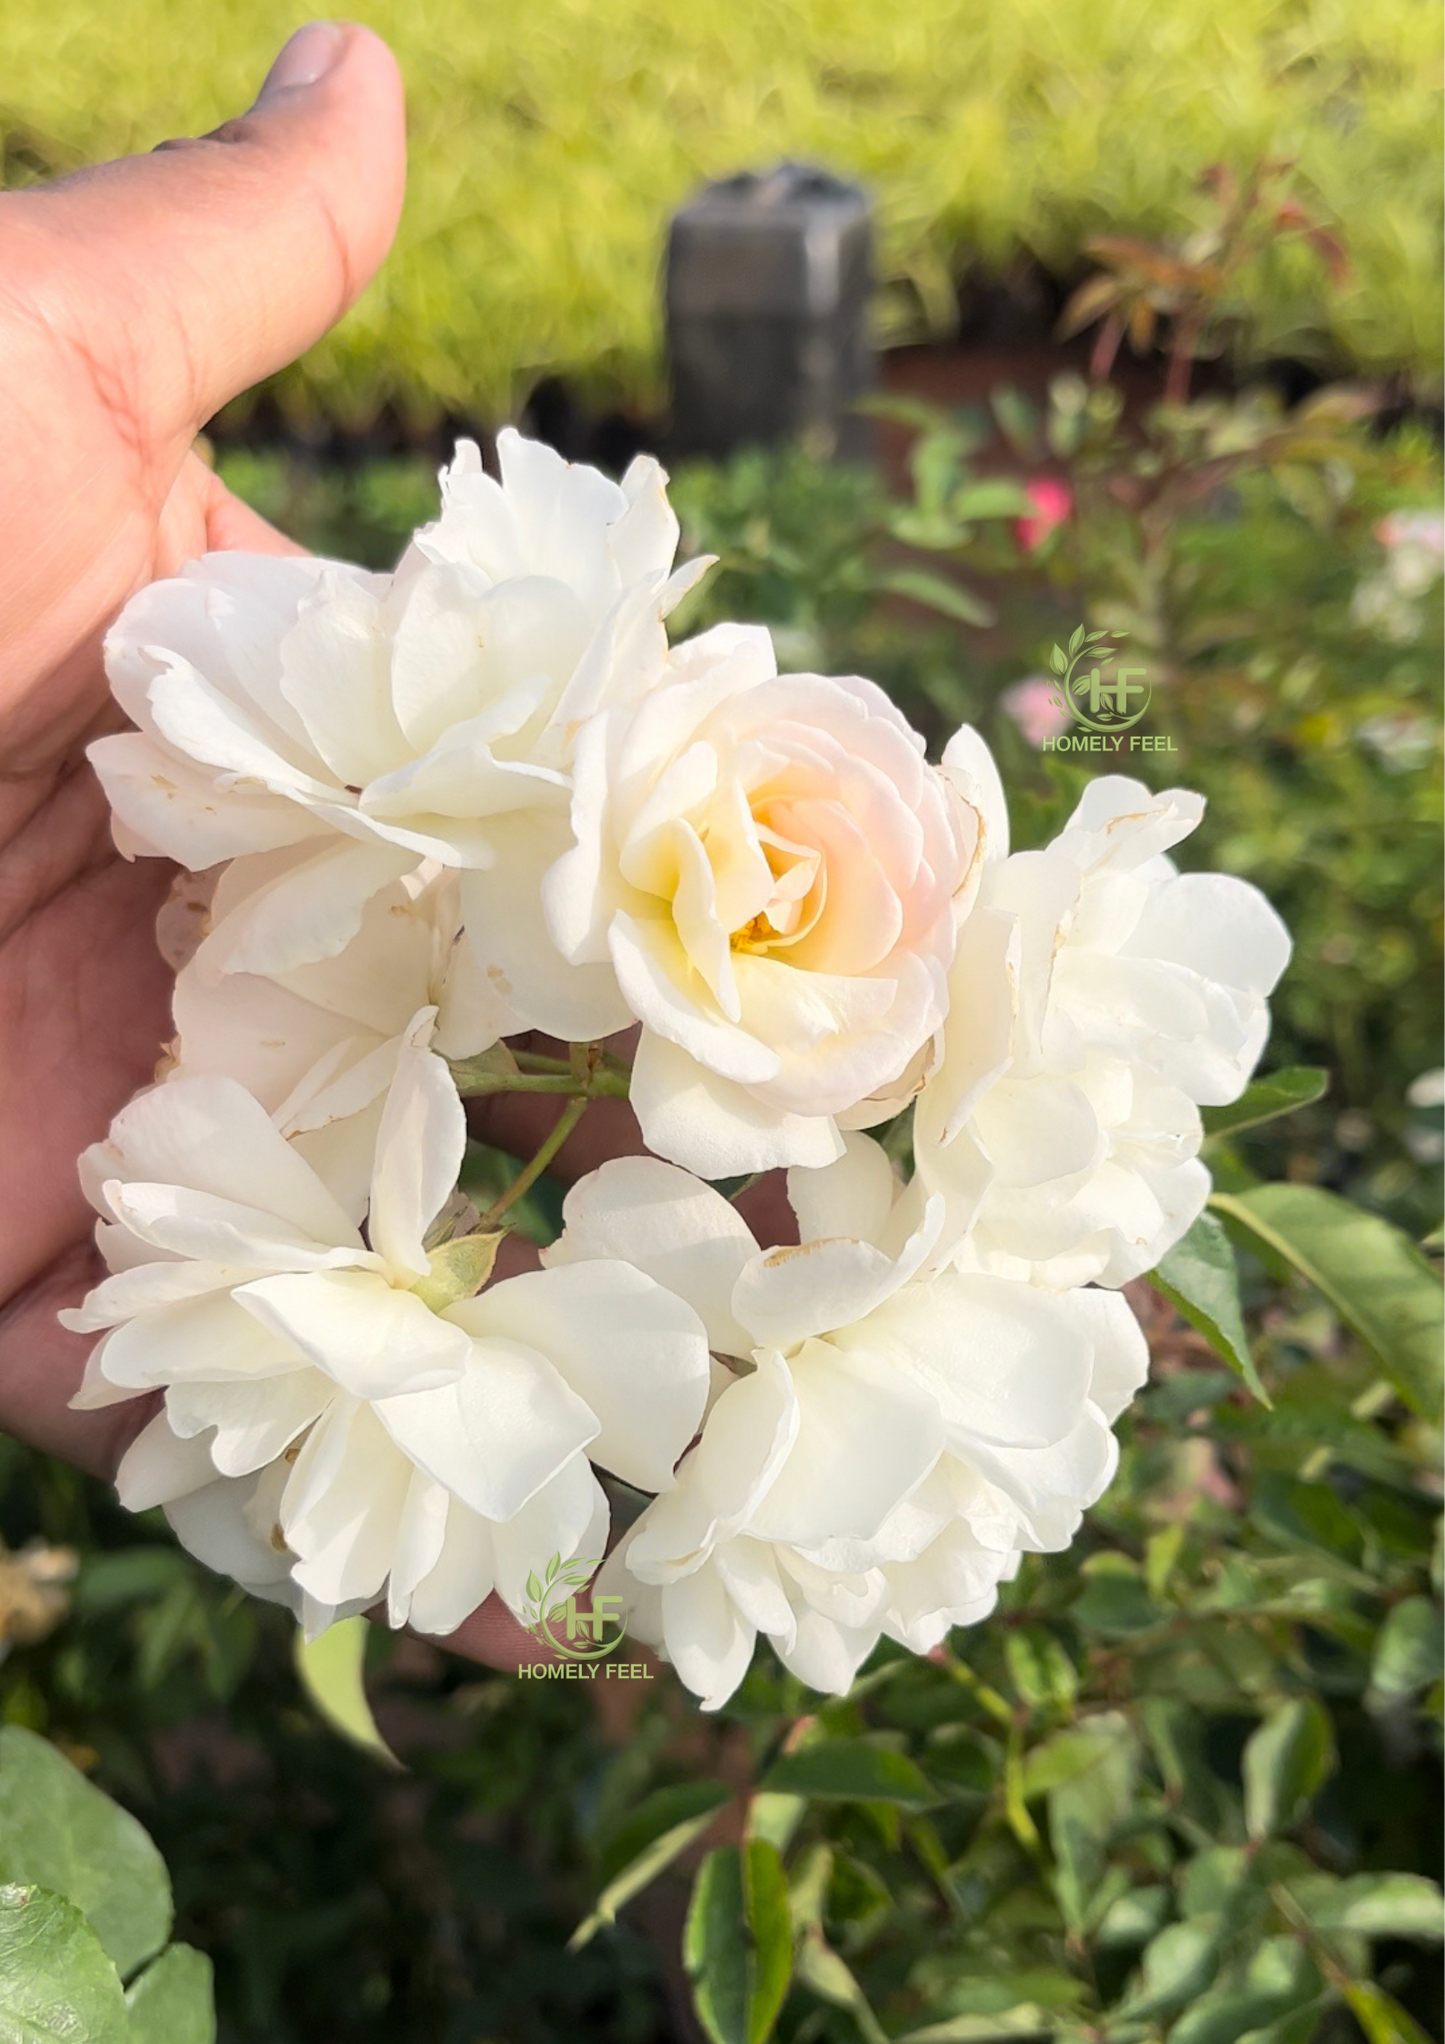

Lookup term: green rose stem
[447,1050,631,1100]
[445,1039,628,1230]
[479,1093,591,1228]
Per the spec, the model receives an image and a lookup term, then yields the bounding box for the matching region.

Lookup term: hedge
[2,0,1441,426]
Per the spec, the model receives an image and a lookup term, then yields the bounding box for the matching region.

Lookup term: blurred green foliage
[1,1215,1439,2039]
[2,0,1441,424]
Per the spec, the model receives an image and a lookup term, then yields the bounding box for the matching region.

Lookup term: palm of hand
[0,264,263,1471]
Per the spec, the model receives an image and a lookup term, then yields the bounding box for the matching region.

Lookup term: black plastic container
[666,163,874,460]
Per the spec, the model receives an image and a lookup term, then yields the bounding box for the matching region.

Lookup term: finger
[197,460,309,558]
[11,22,405,446]
[150,451,309,580]
[433,1593,557,1675]
[735,1173,797,1248]
[0,1245,158,1480]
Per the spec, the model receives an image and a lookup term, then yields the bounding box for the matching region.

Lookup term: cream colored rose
[501,626,984,1174]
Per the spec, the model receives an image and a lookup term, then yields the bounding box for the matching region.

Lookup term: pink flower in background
[1015,477,1072,552]
[999,675,1071,745]
[1376,511,1444,558]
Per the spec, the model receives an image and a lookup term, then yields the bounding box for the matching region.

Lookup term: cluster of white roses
[69,432,1290,1709]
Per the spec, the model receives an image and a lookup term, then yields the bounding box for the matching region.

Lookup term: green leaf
[0,1727,171,1980]
[1046,1715,1138,1936]
[72,1547,190,1615]
[1236,2008,1328,2044]
[894,2009,1064,2041]
[1211,1186,1444,1418]
[1096,1884,1172,1948]
[887,509,971,551]
[570,1782,733,1947]
[853,393,948,432]
[1342,1982,1436,2044]
[1287,1871,1443,1940]
[910,429,971,512]
[1142,1367,1237,1424]
[1049,644,1068,674]
[684,1842,793,2044]
[1170,1938,1320,2044]
[793,1926,889,2044]
[1250,1472,1365,1570]
[923,1736,993,1799]
[762,1739,936,1807]
[1201,1067,1329,1140]
[746,1791,806,1855]
[1178,1845,1264,1926]
[293,1619,399,1769]
[1370,1596,1443,1698]
[1019,1727,1124,1800]
[1348,1978,1438,2043]
[1139,1699,1228,1832]
[948,480,1035,520]
[990,389,1039,456]
[1242,1699,1334,1839]
[1151,1210,1267,1403]
[1070,1554,1158,1635]
[875,567,994,627]
[1004,1627,1077,1712]
[600,1782,734,1881]
[1119,1920,1218,2020]
[0,1884,129,2044]
[124,1944,216,2044]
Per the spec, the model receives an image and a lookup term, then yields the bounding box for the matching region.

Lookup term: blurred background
[3,0,1440,426]
[0,7,1441,2042]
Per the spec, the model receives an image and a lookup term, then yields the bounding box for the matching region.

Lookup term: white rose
[546,1135,1148,1707]
[64,1015,711,1630]
[495,626,984,1174]
[166,853,494,1217]
[90,432,705,980]
[915,769,1292,1288]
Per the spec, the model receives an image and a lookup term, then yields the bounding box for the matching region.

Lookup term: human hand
[0,22,534,1667]
[0,19,404,1461]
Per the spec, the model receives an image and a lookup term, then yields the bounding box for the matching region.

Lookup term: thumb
[18,21,406,444]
